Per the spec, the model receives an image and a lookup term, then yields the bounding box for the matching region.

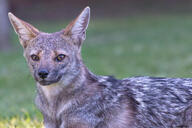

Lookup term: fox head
[8,7,90,86]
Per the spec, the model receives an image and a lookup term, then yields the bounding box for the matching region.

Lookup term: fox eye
[31,54,40,61]
[55,54,66,62]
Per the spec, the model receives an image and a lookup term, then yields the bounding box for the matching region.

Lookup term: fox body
[9,7,192,128]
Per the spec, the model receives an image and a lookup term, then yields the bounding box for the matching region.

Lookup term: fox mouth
[38,76,62,86]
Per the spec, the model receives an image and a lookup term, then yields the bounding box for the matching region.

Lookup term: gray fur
[35,73,192,128]
[9,7,192,128]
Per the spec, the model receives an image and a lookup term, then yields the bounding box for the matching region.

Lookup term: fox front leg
[43,117,58,128]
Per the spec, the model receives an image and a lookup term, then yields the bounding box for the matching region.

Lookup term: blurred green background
[1,0,192,127]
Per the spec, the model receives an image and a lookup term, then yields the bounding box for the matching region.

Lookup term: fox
[8,6,192,128]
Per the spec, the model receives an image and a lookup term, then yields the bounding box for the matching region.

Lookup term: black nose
[38,69,49,79]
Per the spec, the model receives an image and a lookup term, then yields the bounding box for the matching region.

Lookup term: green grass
[2,14,192,127]
[0,117,43,128]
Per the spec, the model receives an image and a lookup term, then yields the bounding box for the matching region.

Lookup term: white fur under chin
[37,72,83,102]
[38,83,63,103]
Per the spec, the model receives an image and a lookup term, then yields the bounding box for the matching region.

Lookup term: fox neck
[36,61,94,104]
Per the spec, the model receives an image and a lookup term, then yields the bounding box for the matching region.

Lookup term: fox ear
[8,13,39,48]
[64,7,90,46]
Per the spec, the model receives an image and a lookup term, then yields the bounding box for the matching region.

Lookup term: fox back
[9,7,192,128]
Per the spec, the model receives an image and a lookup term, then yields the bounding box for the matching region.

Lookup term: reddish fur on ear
[64,19,77,36]
[63,7,90,43]
[21,20,39,38]
[8,12,39,48]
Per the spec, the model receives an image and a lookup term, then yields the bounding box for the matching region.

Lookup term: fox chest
[60,103,134,128]
[36,99,133,128]
[58,110,133,128]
